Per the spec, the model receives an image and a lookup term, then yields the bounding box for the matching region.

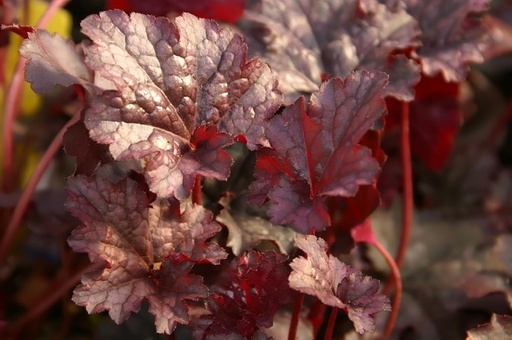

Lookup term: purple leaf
[82,10,281,148]
[19,10,282,200]
[403,0,490,82]
[248,72,387,232]
[79,10,281,199]
[243,0,421,101]
[289,235,391,334]
[66,169,227,333]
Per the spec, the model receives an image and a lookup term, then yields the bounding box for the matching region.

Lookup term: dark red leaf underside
[62,120,109,176]
[128,0,245,23]
[386,75,461,170]
[195,250,292,338]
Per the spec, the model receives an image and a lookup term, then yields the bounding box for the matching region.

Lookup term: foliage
[1,0,511,339]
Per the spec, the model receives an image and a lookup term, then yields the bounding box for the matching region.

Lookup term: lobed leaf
[289,235,390,334]
[195,250,292,338]
[80,11,281,198]
[248,71,387,232]
[66,169,227,333]
[73,255,207,334]
[20,10,282,200]
[403,0,490,82]
[243,0,421,101]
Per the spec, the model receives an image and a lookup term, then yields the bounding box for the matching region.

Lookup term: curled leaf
[289,235,390,334]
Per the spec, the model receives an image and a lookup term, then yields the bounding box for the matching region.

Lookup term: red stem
[288,292,304,340]
[395,101,413,268]
[192,174,202,205]
[371,238,402,339]
[2,0,70,190]
[308,301,327,338]
[323,307,338,340]
[0,113,80,265]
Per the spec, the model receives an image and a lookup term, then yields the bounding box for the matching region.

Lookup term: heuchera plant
[0,0,493,338]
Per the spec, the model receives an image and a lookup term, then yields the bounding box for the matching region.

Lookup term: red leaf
[334,129,386,232]
[195,250,292,338]
[1,23,34,39]
[105,0,134,11]
[62,120,109,176]
[128,0,245,23]
[410,95,460,171]
[248,72,388,232]
[386,75,461,171]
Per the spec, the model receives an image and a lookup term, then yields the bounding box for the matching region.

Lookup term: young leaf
[216,196,298,255]
[248,71,388,232]
[195,250,293,338]
[403,0,490,81]
[65,169,227,333]
[289,235,390,334]
[243,0,420,101]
